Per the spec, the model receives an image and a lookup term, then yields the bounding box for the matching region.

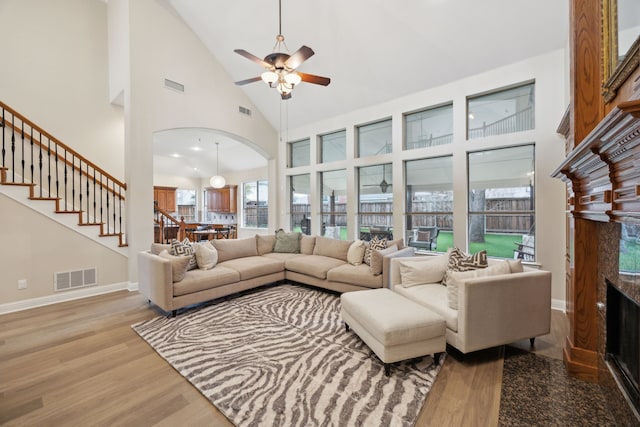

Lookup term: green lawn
[436,231,523,259]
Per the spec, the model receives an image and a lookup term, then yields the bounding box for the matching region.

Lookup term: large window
[290,174,311,234]
[405,156,453,252]
[467,82,535,140]
[320,169,347,240]
[405,104,453,150]
[243,180,268,228]
[176,189,196,222]
[357,119,392,158]
[468,144,535,259]
[320,130,346,163]
[358,164,393,241]
[289,138,310,167]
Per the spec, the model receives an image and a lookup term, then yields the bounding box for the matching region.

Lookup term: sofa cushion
[212,237,258,262]
[150,242,171,255]
[286,255,345,279]
[507,259,524,273]
[347,240,366,266]
[394,284,458,332]
[262,252,307,262]
[172,265,241,296]
[399,253,450,287]
[273,229,301,253]
[300,235,316,255]
[194,241,218,270]
[256,234,276,255]
[313,236,352,262]
[327,263,383,288]
[159,250,191,282]
[170,238,197,270]
[447,261,512,309]
[364,236,387,266]
[388,238,404,250]
[218,256,285,280]
[370,244,398,275]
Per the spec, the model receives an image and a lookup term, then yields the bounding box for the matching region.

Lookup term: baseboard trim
[552,298,566,312]
[0,281,135,315]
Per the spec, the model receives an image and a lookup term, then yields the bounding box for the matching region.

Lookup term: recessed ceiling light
[468,112,475,120]
[191,146,202,151]
[171,153,181,158]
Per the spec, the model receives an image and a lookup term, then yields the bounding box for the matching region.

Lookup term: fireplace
[606,279,640,414]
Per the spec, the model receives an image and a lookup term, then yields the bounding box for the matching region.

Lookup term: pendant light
[210,142,226,189]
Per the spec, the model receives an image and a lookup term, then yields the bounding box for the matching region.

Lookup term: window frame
[242,180,268,229]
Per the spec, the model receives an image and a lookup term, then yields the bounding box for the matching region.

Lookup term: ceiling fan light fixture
[261,70,278,85]
[284,72,301,86]
[277,81,293,95]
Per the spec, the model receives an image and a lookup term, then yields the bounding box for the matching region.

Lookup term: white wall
[281,50,568,309]
[0,0,129,306]
[123,0,278,282]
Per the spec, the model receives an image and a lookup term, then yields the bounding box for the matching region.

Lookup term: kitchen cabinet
[206,185,237,213]
[154,186,177,212]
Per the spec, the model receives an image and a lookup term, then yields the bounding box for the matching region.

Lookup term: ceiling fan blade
[235,76,263,86]
[284,45,314,70]
[234,49,272,68]
[298,72,331,86]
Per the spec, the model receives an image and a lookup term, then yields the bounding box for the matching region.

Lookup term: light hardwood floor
[0,290,567,426]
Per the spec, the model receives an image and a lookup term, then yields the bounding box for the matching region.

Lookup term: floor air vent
[55,268,97,291]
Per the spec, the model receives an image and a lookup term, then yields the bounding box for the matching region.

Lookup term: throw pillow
[447,261,512,309]
[194,241,218,270]
[273,229,302,253]
[347,240,366,266]
[150,242,171,255]
[312,236,352,262]
[364,236,387,266]
[507,259,524,273]
[159,250,190,282]
[369,245,398,275]
[399,253,450,287]
[170,238,197,271]
[443,248,488,286]
[212,237,258,262]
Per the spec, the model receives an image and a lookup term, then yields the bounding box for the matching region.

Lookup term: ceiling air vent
[239,106,252,116]
[164,78,185,93]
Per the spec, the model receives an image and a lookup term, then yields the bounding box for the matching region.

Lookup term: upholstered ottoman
[340,288,446,375]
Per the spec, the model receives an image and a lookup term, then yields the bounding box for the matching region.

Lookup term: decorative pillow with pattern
[363,236,387,266]
[170,238,197,271]
[442,247,488,286]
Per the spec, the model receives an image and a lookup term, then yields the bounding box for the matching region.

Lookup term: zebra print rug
[132,284,443,426]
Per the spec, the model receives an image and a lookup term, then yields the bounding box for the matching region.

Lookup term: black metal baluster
[86,164,90,223]
[38,132,43,197]
[20,122,24,183]
[30,128,34,183]
[100,173,103,225]
[78,160,83,220]
[105,178,110,234]
[47,138,51,196]
[71,154,75,211]
[11,116,15,181]
[118,186,122,237]
[63,150,67,210]
[1,108,5,168]
[93,169,96,221]
[54,145,59,201]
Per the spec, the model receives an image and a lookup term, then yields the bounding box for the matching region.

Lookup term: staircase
[0,101,127,253]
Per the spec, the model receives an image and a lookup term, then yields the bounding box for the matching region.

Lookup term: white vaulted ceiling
[165,0,569,130]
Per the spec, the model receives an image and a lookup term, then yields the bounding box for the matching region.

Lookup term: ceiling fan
[363,164,392,193]
[233,0,330,100]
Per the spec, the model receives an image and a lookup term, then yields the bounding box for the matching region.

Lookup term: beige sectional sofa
[138,234,414,315]
[389,254,552,354]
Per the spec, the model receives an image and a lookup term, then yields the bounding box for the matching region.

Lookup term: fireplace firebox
[606,279,640,415]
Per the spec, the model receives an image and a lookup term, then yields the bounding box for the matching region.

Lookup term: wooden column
[564,0,604,382]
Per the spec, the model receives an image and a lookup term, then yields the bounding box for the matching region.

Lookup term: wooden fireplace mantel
[552,99,640,223]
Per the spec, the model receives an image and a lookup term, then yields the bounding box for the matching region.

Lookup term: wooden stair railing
[0,101,127,247]
[153,204,192,243]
